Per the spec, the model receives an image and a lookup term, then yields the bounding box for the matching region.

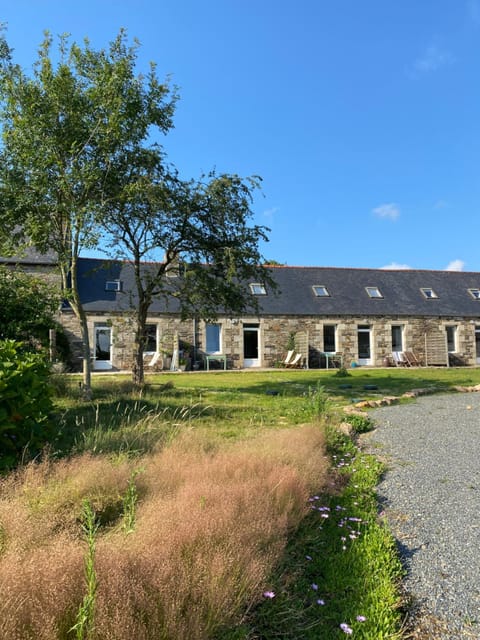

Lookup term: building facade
[57,259,480,371]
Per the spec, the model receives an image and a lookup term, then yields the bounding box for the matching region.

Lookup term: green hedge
[0,340,55,472]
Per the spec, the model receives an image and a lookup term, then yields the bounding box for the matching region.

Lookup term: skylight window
[250,283,267,295]
[469,288,480,300]
[312,285,330,297]
[105,280,122,292]
[421,287,438,299]
[365,286,383,298]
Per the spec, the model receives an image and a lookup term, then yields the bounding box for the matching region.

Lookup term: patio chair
[146,352,161,368]
[403,351,420,367]
[392,351,408,367]
[286,353,303,368]
[283,349,295,366]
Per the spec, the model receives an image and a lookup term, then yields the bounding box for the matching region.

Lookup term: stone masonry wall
[60,312,480,371]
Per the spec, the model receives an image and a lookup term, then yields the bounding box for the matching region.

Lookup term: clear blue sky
[2,1,480,271]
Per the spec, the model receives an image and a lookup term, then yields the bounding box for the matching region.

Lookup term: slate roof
[0,245,58,265]
[74,258,480,319]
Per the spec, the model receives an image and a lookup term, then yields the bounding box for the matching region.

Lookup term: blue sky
[2,1,480,271]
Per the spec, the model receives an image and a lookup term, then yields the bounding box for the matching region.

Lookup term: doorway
[94,326,113,370]
[475,326,480,365]
[357,325,372,365]
[243,324,260,367]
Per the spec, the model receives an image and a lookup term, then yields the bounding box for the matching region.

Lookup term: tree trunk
[131,306,149,387]
[62,256,92,395]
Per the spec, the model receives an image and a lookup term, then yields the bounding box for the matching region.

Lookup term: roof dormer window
[365,286,383,298]
[105,280,122,292]
[312,285,330,297]
[421,287,438,299]
[469,288,480,299]
[250,283,267,295]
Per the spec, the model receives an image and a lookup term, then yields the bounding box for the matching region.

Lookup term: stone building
[58,258,480,371]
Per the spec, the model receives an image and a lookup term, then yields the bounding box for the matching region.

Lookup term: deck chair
[146,352,161,368]
[392,351,408,367]
[286,353,303,368]
[403,351,419,367]
[283,350,295,366]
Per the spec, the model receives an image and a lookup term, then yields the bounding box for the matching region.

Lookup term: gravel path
[365,393,480,639]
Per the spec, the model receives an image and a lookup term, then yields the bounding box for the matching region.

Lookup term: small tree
[102,157,273,385]
[0,29,176,392]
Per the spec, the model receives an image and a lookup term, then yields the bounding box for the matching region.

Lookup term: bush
[344,413,374,434]
[0,340,55,472]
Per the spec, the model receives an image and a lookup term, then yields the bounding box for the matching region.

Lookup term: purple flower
[356,615,367,622]
[316,598,325,605]
[340,622,353,634]
[311,583,318,591]
[263,590,275,599]
[305,555,312,561]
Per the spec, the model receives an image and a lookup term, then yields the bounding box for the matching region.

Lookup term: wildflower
[356,615,367,622]
[305,555,312,561]
[340,622,353,634]
[311,583,318,591]
[263,590,275,599]
[317,598,325,605]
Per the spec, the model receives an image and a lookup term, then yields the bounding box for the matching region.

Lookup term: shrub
[0,340,55,471]
[344,413,374,434]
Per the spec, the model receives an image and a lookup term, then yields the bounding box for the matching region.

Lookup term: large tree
[0,29,175,391]
[101,148,273,385]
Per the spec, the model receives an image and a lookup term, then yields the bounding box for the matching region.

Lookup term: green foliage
[334,366,351,378]
[344,413,374,434]
[0,266,60,343]
[0,340,55,471]
[122,468,143,534]
[71,500,98,640]
[305,383,331,418]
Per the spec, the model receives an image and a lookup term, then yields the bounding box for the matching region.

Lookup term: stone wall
[60,311,480,371]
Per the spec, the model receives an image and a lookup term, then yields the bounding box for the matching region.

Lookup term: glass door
[94,326,112,370]
[243,324,260,367]
[357,325,372,365]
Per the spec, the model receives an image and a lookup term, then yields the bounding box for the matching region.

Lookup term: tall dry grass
[0,424,327,639]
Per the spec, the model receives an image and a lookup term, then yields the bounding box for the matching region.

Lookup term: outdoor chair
[285,352,303,368]
[392,351,408,367]
[283,350,295,366]
[146,352,161,368]
[403,351,420,367]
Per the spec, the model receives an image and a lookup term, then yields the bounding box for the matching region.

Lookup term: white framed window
[206,323,222,353]
[468,288,480,299]
[313,285,330,297]
[249,283,267,295]
[446,325,457,353]
[366,286,383,298]
[391,325,403,352]
[105,280,122,292]
[420,287,438,299]
[143,324,158,354]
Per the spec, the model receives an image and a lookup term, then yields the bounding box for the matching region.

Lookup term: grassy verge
[220,425,403,639]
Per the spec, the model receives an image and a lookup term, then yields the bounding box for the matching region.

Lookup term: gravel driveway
[365,393,480,639]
